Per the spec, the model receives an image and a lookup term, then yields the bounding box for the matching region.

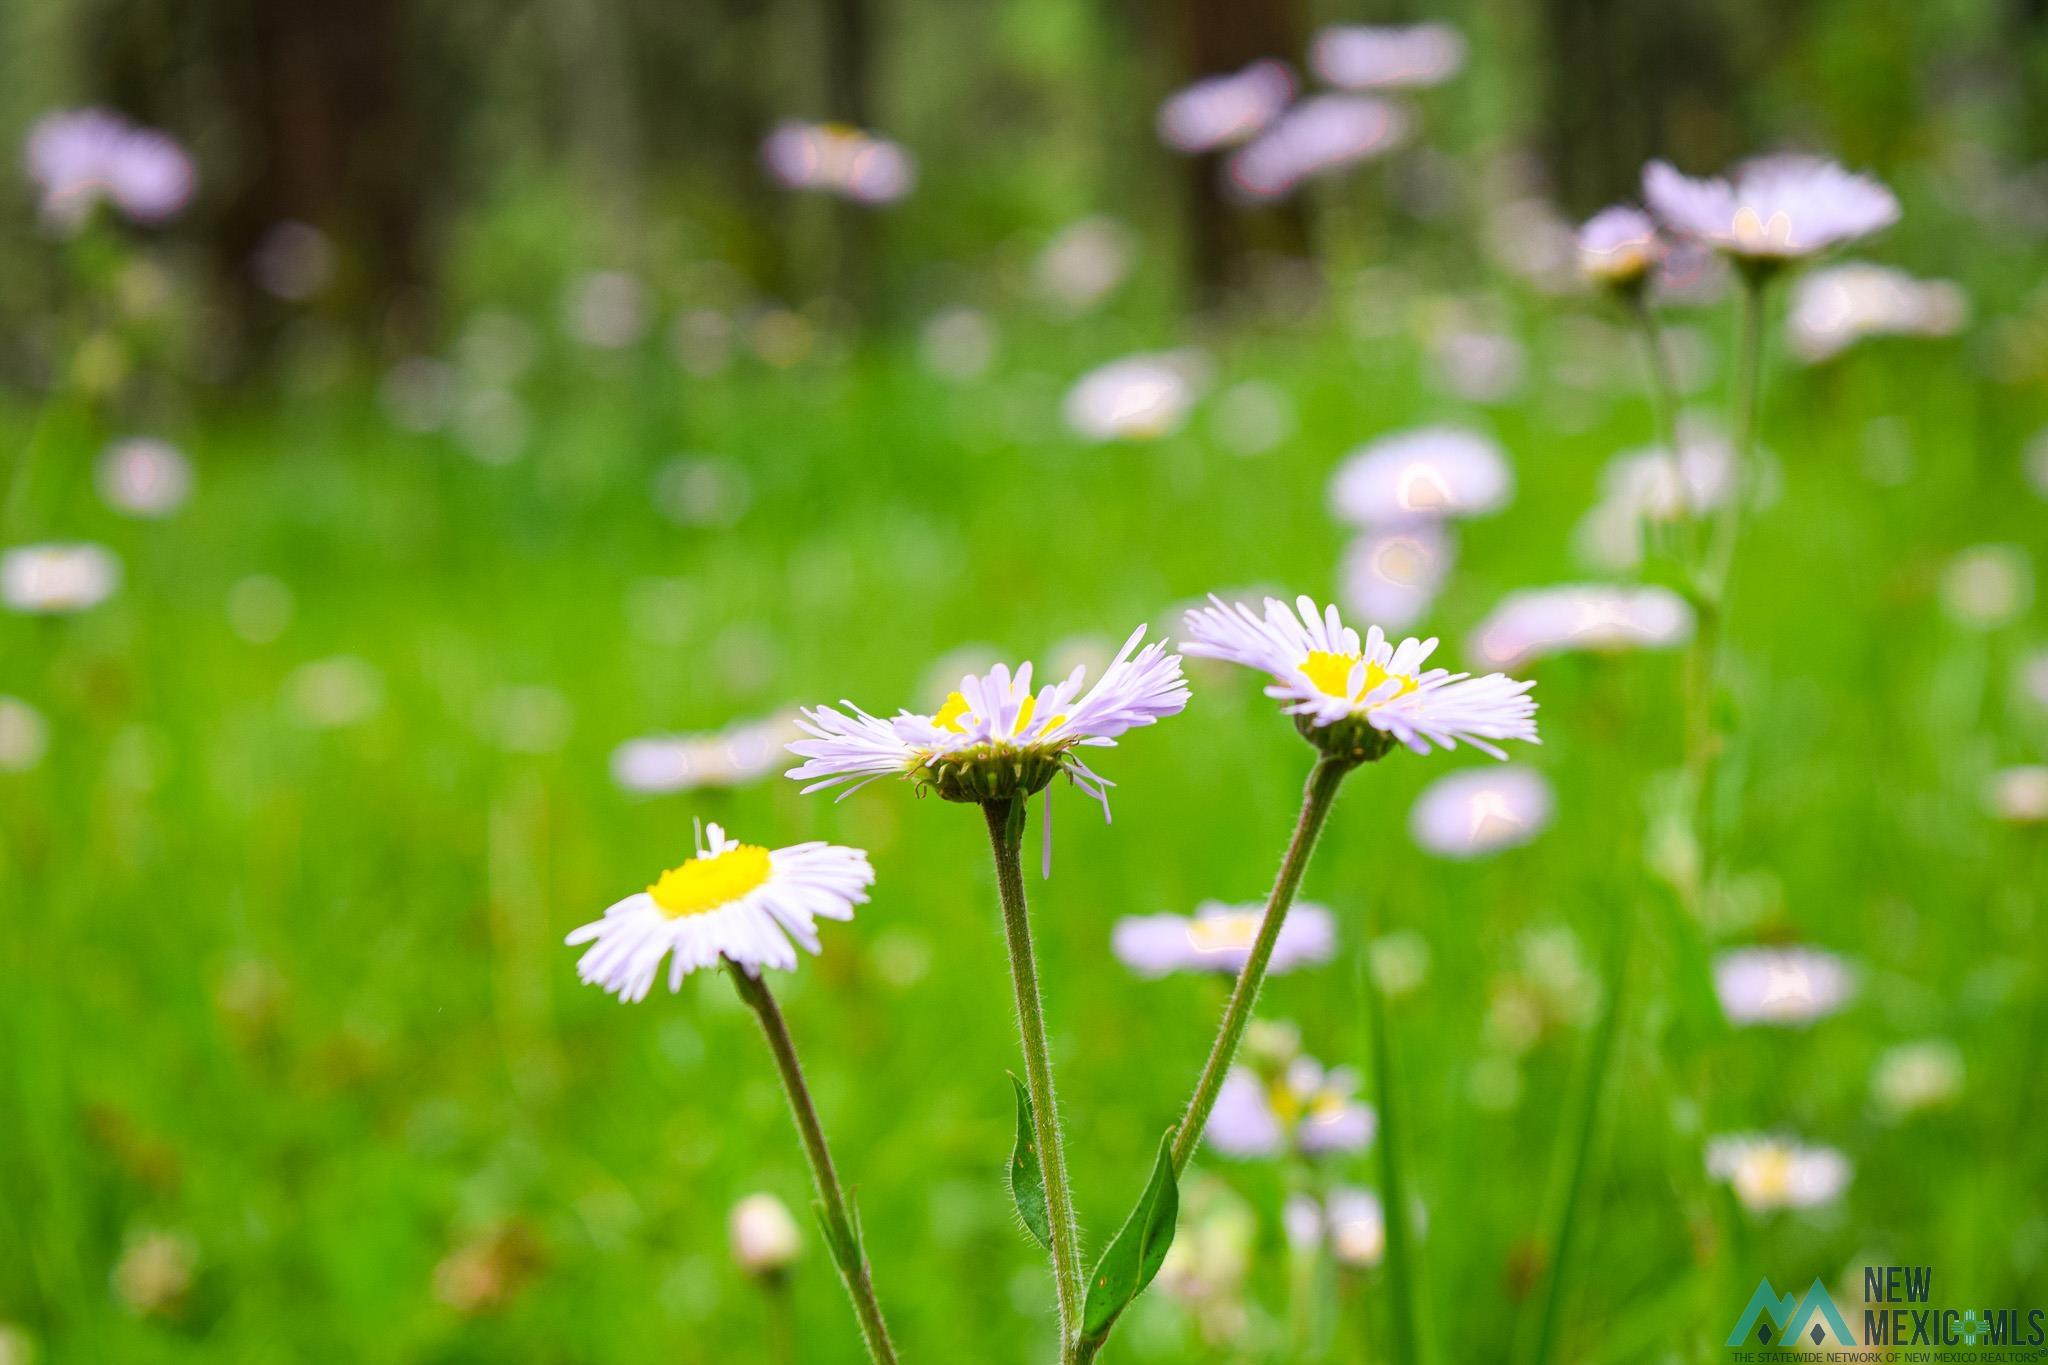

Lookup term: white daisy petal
[1644,155,1898,262]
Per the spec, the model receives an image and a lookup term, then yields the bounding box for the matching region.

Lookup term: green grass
[3,279,2046,1364]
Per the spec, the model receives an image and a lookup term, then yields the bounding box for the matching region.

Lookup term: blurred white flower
[2,543,120,614]
[729,1193,802,1275]
[1227,96,1409,203]
[565,271,649,350]
[1034,217,1133,315]
[1941,544,2031,628]
[1713,946,1856,1026]
[1112,900,1336,978]
[1370,930,1431,997]
[1158,60,1296,153]
[1469,585,1694,669]
[1644,156,1899,263]
[0,697,48,772]
[1787,263,1967,362]
[1575,421,1736,570]
[611,713,799,795]
[1339,522,1453,633]
[1288,1187,1387,1268]
[1577,206,1661,291]
[1313,24,1466,90]
[1062,351,1208,441]
[1871,1040,1964,1119]
[1706,1134,1851,1212]
[919,307,997,381]
[1206,1056,1375,1157]
[1329,426,1513,527]
[96,437,192,518]
[1986,765,2048,823]
[762,122,914,204]
[284,657,383,729]
[26,109,195,230]
[566,822,873,999]
[251,222,335,301]
[1209,380,1294,456]
[1409,766,1553,858]
[2024,648,2048,711]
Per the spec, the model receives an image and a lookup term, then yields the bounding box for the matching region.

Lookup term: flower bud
[729,1193,802,1277]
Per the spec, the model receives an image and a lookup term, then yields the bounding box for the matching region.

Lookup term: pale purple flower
[25,109,195,229]
[1644,156,1899,262]
[1186,594,1539,757]
[1206,1057,1376,1158]
[1113,901,1336,977]
[1158,60,1296,154]
[1035,217,1134,315]
[761,122,914,204]
[1338,523,1453,633]
[96,437,192,518]
[1063,351,1208,441]
[1786,263,1967,362]
[1329,426,1512,527]
[1288,1187,1387,1268]
[612,713,801,795]
[1577,205,1661,288]
[1226,96,1408,203]
[1468,585,1694,669]
[1706,1134,1851,1212]
[1713,946,1856,1026]
[788,625,1188,821]
[1410,766,1553,858]
[1312,24,1466,90]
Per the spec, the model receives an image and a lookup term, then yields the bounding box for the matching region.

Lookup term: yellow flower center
[930,691,1059,738]
[1186,912,1262,954]
[647,845,772,918]
[1731,206,1795,249]
[1301,651,1419,704]
[1738,1146,1795,1205]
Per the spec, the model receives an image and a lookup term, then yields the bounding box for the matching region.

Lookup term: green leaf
[1079,1129,1180,1345]
[1006,1073,1052,1252]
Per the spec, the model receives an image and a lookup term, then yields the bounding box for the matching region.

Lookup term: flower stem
[727,962,899,1365]
[1630,296,1695,574]
[1170,755,1353,1176]
[981,796,1087,1351]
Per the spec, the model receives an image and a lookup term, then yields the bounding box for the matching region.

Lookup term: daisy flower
[1226,95,1408,204]
[2,543,121,614]
[97,437,192,518]
[1112,900,1336,978]
[1328,425,1513,528]
[1286,1187,1387,1268]
[1062,351,1209,442]
[1157,60,1296,155]
[1468,584,1694,669]
[26,108,195,230]
[1409,766,1553,859]
[1576,205,1660,293]
[1786,262,1967,363]
[761,121,915,204]
[1339,522,1454,633]
[1871,1040,1964,1120]
[1713,946,1855,1027]
[1312,23,1466,90]
[565,823,874,1001]
[788,624,1188,818]
[1183,594,1537,762]
[1643,155,1899,266]
[1206,1057,1376,1157]
[1705,1134,1851,1213]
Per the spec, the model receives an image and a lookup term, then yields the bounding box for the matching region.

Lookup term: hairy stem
[728,962,899,1365]
[1170,755,1354,1175]
[981,796,1086,1351]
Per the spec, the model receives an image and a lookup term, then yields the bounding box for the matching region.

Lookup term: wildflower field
[4,4,2048,1364]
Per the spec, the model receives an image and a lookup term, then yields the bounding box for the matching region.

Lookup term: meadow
[5,35,2048,1359]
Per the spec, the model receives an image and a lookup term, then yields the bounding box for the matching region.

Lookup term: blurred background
[2,0,2047,1360]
